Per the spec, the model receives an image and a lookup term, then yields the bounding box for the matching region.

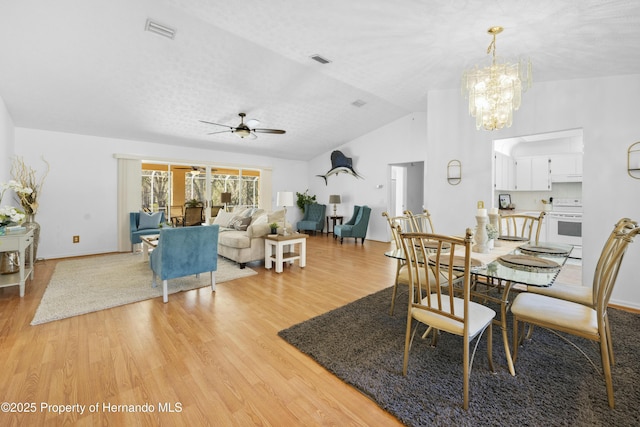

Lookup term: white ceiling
[1,0,639,160]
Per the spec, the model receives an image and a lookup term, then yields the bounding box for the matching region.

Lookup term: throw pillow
[138,211,162,230]
[267,209,285,224]
[213,210,236,227]
[232,216,252,231]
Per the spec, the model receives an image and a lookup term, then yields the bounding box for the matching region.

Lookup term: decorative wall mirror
[447,160,461,185]
[628,142,640,179]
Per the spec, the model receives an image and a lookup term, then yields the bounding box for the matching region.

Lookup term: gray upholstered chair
[150,225,219,303]
[334,205,372,244]
[129,211,166,248]
[297,203,326,235]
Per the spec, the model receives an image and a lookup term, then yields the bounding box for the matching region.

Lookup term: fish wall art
[317,150,363,185]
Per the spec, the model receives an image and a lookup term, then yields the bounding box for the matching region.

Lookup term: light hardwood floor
[0,235,584,426]
[0,235,404,426]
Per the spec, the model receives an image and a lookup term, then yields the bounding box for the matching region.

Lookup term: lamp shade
[329,194,341,204]
[221,192,232,203]
[276,191,294,207]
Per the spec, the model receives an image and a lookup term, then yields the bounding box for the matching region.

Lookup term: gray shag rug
[279,287,640,426]
[31,252,256,325]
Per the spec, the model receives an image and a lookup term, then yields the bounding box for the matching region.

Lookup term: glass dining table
[385,239,574,376]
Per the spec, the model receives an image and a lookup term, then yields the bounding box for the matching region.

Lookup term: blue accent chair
[297,203,326,235]
[334,205,372,244]
[130,211,166,247]
[150,225,219,303]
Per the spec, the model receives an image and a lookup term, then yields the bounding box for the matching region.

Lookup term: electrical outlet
[73,235,80,243]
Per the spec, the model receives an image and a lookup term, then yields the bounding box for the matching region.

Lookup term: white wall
[306,112,428,242]
[425,74,640,308]
[0,95,14,183]
[14,128,308,259]
[311,75,640,309]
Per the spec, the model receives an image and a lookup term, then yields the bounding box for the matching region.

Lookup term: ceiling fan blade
[200,120,233,128]
[253,128,286,134]
[207,129,234,135]
[246,118,260,128]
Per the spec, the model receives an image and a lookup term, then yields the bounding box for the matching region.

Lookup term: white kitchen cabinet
[549,153,583,182]
[515,156,550,191]
[494,152,515,191]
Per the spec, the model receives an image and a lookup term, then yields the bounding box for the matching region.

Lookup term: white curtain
[117,158,141,251]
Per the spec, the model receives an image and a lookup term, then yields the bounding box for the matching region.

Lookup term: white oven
[546,198,582,259]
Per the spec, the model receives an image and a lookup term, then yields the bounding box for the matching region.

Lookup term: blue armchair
[130,211,166,247]
[297,203,326,235]
[150,225,219,303]
[334,205,372,244]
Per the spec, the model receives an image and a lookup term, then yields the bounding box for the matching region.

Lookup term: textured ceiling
[1,0,639,160]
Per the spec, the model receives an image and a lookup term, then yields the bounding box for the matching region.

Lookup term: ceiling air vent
[145,19,176,39]
[310,54,331,64]
[351,99,367,108]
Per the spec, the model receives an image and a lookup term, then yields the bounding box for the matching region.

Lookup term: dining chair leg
[389,282,399,315]
[604,314,615,365]
[487,323,494,372]
[463,336,470,410]
[500,281,516,376]
[599,323,615,408]
[512,316,520,364]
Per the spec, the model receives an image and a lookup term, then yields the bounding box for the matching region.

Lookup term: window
[141,163,260,212]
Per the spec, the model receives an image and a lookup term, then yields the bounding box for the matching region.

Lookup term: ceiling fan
[200,113,286,139]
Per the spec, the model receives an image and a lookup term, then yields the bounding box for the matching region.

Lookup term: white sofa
[212,207,291,268]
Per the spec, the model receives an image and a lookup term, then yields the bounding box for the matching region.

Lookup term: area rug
[31,253,256,325]
[279,287,640,426]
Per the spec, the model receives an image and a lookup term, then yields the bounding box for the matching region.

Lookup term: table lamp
[221,192,232,212]
[276,191,294,235]
[329,194,341,217]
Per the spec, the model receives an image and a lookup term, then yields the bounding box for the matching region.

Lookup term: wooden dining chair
[404,209,435,234]
[169,205,184,227]
[511,218,640,408]
[184,206,204,227]
[499,212,546,243]
[382,212,413,315]
[400,229,496,410]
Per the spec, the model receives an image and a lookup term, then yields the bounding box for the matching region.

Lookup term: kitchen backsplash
[494,182,582,211]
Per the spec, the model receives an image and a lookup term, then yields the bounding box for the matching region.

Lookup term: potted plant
[296,190,316,213]
[185,198,202,208]
[269,222,279,234]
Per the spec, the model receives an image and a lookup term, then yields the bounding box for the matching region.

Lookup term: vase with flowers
[486,223,498,250]
[0,180,30,274]
[11,156,49,260]
[0,180,29,233]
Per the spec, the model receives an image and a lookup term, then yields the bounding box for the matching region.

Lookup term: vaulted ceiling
[1,0,639,160]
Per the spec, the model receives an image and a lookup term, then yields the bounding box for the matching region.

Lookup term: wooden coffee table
[140,234,159,262]
[264,233,308,273]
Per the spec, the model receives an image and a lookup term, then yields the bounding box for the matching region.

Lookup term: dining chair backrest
[404,209,435,234]
[592,218,640,314]
[499,212,545,243]
[184,206,204,227]
[382,212,412,250]
[400,228,474,319]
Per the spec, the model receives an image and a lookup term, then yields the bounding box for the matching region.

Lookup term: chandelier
[462,26,532,131]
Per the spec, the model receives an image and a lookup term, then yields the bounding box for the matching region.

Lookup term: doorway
[388,162,424,217]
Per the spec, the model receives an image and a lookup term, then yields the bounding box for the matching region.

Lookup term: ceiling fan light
[235,128,251,138]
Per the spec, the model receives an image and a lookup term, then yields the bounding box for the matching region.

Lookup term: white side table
[140,234,159,262]
[0,229,35,297]
[264,233,308,273]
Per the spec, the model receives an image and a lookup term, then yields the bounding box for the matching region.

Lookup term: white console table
[0,229,35,297]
